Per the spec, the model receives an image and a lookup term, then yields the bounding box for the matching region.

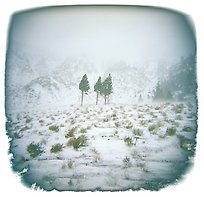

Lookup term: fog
[8,6,196,70]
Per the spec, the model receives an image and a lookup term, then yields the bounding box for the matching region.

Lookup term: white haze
[8,6,196,71]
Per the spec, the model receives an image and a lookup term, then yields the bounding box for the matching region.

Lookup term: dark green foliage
[65,127,76,138]
[50,143,63,153]
[165,127,176,136]
[183,126,194,132]
[27,142,43,158]
[153,82,173,101]
[67,135,87,149]
[49,125,59,132]
[79,74,90,106]
[177,135,195,151]
[125,122,133,129]
[94,76,102,105]
[153,54,196,101]
[101,74,113,104]
[124,137,134,147]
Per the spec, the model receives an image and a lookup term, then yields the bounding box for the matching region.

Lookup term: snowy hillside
[5,6,197,191]
[6,54,162,111]
[7,102,197,190]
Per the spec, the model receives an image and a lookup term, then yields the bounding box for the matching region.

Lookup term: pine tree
[139,94,143,102]
[107,74,113,104]
[94,76,102,105]
[79,74,90,106]
[101,74,113,104]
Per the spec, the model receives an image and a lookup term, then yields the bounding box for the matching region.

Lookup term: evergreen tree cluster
[79,74,113,106]
[153,54,196,101]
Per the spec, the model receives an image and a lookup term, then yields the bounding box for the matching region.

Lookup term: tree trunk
[96,92,99,105]
[105,95,107,105]
[81,91,84,106]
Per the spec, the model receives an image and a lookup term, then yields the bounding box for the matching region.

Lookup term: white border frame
[1,1,203,197]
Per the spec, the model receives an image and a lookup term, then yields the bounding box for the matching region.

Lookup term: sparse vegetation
[50,143,63,153]
[49,125,59,132]
[148,124,157,132]
[165,127,177,136]
[183,126,194,132]
[125,122,133,129]
[177,135,195,151]
[67,135,87,149]
[173,104,184,113]
[61,159,74,169]
[124,137,134,147]
[27,142,43,158]
[133,128,143,136]
[65,127,76,138]
[123,156,132,168]
[80,128,87,133]
[25,116,32,123]
[20,126,30,132]
[13,131,23,139]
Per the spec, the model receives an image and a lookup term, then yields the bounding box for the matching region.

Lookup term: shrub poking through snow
[177,135,195,151]
[124,137,134,147]
[79,128,87,133]
[67,135,87,150]
[133,128,143,136]
[65,127,76,138]
[50,143,63,153]
[172,104,184,113]
[165,127,177,136]
[27,142,43,158]
[25,115,32,123]
[49,125,59,132]
[126,122,133,129]
[148,124,157,132]
[123,156,132,168]
[183,126,194,132]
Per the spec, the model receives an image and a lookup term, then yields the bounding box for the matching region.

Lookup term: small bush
[155,106,160,110]
[183,126,194,132]
[162,112,167,117]
[67,135,87,150]
[175,115,183,120]
[148,124,159,135]
[80,128,87,133]
[178,135,195,151]
[124,137,134,147]
[166,127,177,136]
[20,126,30,132]
[61,159,74,169]
[25,116,32,123]
[115,122,120,128]
[123,156,132,168]
[103,118,109,122]
[27,142,43,158]
[49,125,59,132]
[65,127,76,138]
[50,143,63,153]
[173,104,184,113]
[126,122,133,129]
[148,124,157,132]
[13,131,23,139]
[133,128,143,136]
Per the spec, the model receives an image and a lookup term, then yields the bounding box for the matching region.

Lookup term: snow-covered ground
[7,102,197,191]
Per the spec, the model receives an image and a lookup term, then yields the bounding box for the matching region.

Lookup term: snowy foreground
[7,102,197,191]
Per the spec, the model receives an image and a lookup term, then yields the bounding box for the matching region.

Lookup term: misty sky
[8,6,196,67]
